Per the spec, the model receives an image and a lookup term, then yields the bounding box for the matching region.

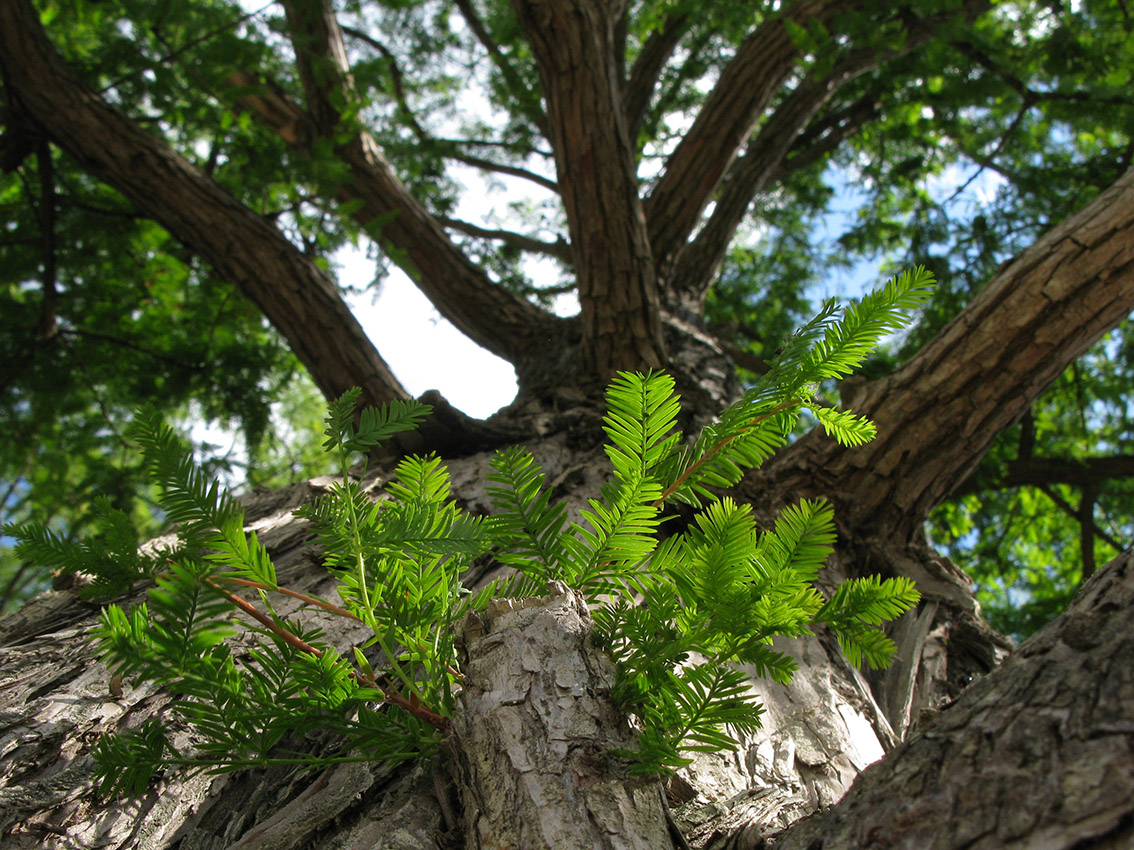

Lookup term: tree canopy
[2,0,1132,634]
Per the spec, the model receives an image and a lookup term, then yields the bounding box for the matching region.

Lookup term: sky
[338,255,520,419]
[329,159,1008,423]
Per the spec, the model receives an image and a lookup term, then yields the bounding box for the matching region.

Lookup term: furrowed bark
[755,549,1134,850]
[0,0,408,410]
[511,0,666,379]
[450,582,677,850]
[277,0,562,366]
[805,166,1134,544]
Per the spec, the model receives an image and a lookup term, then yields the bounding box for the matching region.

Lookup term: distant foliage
[6,270,932,794]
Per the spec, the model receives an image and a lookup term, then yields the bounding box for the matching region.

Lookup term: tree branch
[443,148,560,193]
[436,215,572,263]
[643,0,839,272]
[953,39,1134,109]
[783,167,1134,543]
[510,0,665,378]
[273,0,561,363]
[451,0,550,136]
[776,92,881,178]
[0,0,410,411]
[623,11,690,141]
[670,50,883,304]
[342,25,559,193]
[668,2,991,303]
[955,454,1134,496]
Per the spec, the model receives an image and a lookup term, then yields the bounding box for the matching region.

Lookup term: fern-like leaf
[603,371,683,481]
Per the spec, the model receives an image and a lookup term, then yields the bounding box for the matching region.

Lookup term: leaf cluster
[8,271,930,792]
[484,270,930,769]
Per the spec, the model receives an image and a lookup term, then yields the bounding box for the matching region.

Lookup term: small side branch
[437,216,572,263]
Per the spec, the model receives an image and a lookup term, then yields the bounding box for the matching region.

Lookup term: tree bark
[770,166,1134,545]
[755,548,1134,850]
[0,439,918,850]
[0,0,408,412]
[450,583,677,850]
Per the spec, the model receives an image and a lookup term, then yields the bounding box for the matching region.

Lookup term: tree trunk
[3,0,1134,844]
[3,441,1130,849]
[0,439,912,850]
[512,0,667,378]
[449,583,677,850]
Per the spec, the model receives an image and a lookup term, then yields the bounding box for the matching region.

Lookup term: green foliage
[7,273,926,794]
[5,0,1128,633]
[926,324,1134,639]
[12,390,483,795]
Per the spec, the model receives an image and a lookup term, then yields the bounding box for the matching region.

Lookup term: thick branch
[624,12,690,141]
[511,0,665,378]
[275,0,561,363]
[779,167,1134,543]
[643,0,838,270]
[0,0,409,410]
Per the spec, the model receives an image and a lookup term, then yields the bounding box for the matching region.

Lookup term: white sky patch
[339,252,520,419]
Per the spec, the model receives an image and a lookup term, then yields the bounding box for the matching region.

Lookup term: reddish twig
[218,576,362,622]
[202,575,451,731]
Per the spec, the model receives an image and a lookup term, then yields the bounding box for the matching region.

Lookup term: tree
[0,0,1132,846]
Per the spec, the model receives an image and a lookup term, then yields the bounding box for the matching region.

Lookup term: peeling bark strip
[0,0,408,411]
[450,582,676,850]
[761,550,1134,850]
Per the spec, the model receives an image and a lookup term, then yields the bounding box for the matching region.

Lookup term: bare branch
[437,216,572,263]
[624,12,690,140]
[1033,484,1125,565]
[671,39,924,302]
[452,0,550,136]
[777,91,881,177]
[955,455,1134,496]
[342,25,559,194]
[646,0,991,284]
[443,149,559,193]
